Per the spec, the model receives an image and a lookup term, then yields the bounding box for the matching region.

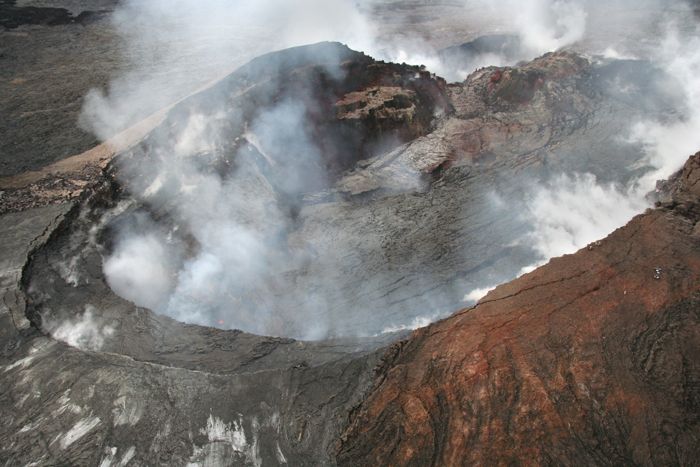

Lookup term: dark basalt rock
[0,1,73,29]
[0,0,108,29]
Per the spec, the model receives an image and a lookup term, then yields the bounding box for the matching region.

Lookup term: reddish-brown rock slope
[337,153,700,466]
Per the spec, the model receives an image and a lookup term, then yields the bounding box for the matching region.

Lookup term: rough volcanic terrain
[0,0,120,176]
[338,153,700,466]
[1,13,699,466]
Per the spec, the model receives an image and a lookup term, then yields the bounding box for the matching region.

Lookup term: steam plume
[76,0,700,338]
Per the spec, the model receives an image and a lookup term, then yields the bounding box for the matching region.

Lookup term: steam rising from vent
[100,91,339,338]
[631,30,700,189]
[104,232,176,312]
[77,0,700,338]
[510,0,587,53]
[521,16,700,268]
[77,0,597,136]
[79,0,376,140]
[45,306,115,351]
[378,0,590,81]
[523,174,647,260]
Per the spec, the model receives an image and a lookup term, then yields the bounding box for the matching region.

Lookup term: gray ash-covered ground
[0,0,118,176]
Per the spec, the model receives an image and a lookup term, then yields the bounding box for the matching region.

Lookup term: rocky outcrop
[0,42,450,211]
[337,153,700,466]
[117,42,451,195]
[336,49,671,199]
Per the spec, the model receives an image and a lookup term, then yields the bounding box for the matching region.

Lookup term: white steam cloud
[462,285,498,304]
[520,13,700,268]
[378,0,589,82]
[79,0,377,140]
[76,0,700,339]
[104,232,176,312]
[100,96,337,338]
[631,29,700,190]
[487,0,587,54]
[77,0,595,136]
[45,305,115,351]
[525,174,647,260]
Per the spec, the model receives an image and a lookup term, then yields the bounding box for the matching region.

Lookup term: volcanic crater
[1,15,700,465]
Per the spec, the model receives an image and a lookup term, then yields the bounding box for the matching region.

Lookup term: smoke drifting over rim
[78,0,375,141]
[44,305,115,351]
[520,12,700,271]
[521,174,648,265]
[77,0,700,339]
[76,0,594,136]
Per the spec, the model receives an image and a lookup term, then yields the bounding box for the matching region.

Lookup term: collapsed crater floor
[23,42,682,340]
